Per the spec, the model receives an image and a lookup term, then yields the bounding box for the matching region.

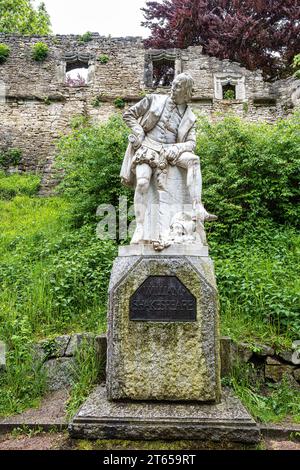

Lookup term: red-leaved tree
[142,0,300,79]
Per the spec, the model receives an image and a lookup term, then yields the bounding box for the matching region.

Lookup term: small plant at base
[0,44,10,64]
[92,96,102,108]
[11,425,44,438]
[97,54,109,64]
[114,97,125,109]
[67,339,100,419]
[44,97,51,106]
[31,42,49,62]
[243,102,249,113]
[0,148,22,169]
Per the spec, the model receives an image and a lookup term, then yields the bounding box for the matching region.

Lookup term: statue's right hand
[129,131,144,149]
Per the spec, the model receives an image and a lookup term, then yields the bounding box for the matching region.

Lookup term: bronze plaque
[130,276,196,322]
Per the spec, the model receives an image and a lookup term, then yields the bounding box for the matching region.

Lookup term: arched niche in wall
[144,51,182,88]
[56,52,95,86]
[214,73,246,100]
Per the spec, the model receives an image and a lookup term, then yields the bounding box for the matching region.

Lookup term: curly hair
[172,73,194,101]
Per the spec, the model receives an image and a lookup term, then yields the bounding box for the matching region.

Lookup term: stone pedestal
[106,251,221,402]
[69,247,260,444]
[69,385,260,443]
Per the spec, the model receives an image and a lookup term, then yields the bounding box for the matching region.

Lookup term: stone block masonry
[0,33,299,193]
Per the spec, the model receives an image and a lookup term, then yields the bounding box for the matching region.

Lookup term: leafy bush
[0,43,10,64]
[211,221,300,338]
[31,42,49,61]
[223,89,235,100]
[97,54,110,64]
[56,114,132,227]
[0,148,22,169]
[0,173,41,199]
[114,97,125,109]
[197,112,300,239]
[79,32,93,43]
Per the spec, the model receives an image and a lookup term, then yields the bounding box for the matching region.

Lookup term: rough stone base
[69,385,260,444]
[107,255,221,402]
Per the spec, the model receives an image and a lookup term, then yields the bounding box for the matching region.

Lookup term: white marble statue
[121,73,216,248]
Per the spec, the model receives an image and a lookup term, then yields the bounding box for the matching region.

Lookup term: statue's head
[171,73,194,105]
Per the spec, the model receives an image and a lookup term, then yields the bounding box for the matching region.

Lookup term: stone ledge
[118,244,209,257]
[69,385,260,444]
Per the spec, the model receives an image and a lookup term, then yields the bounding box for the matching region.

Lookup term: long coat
[120,94,197,187]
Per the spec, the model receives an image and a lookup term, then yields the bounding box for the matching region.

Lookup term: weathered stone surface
[220,337,235,377]
[69,385,260,443]
[0,34,298,194]
[278,350,297,365]
[107,255,221,402]
[235,343,253,363]
[294,369,300,383]
[0,341,6,371]
[43,358,74,391]
[95,335,107,380]
[254,344,275,357]
[35,335,71,360]
[265,364,295,382]
[65,333,94,357]
[266,356,283,365]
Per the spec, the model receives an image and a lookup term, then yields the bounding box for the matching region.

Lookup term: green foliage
[213,222,300,339]
[0,314,46,417]
[0,148,22,169]
[67,339,101,419]
[0,43,10,63]
[223,89,235,100]
[56,114,132,227]
[197,113,300,236]
[97,54,110,64]
[0,0,51,35]
[114,97,125,109]
[226,361,300,424]
[31,42,49,62]
[91,96,102,108]
[293,54,300,79]
[0,172,40,199]
[0,202,115,336]
[79,31,93,43]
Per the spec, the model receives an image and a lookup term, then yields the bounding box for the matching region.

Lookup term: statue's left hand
[163,146,180,162]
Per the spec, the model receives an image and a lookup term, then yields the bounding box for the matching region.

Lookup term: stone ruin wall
[0,33,299,192]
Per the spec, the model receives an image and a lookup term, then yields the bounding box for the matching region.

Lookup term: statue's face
[171,79,189,105]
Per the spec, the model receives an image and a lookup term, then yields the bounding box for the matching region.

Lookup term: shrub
[31,42,49,62]
[114,97,125,109]
[0,148,22,169]
[0,44,10,64]
[79,32,93,43]
[223,89,235,100]
[97,54,110,64]
[56,114,132,227]
[197,112,300,239]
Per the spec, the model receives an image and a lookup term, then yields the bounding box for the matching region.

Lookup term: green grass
[225,362,300,424]
[67,339,103,419]
[0,172,40,199]
[0,174,299,420]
